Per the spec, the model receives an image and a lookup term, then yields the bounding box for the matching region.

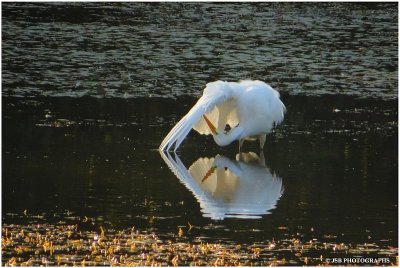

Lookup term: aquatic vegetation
[2,221,398,266]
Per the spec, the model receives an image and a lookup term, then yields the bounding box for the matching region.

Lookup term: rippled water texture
[1,2,398,263]
[2,2,398,99]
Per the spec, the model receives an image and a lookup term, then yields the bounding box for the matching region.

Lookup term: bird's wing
[159,151,209,198]
[193,97,239,134]
[159,83,231,151]
[159,151,231,219]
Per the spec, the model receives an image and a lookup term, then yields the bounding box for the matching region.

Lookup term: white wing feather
[193,98,239,135]
[159,81,231,151]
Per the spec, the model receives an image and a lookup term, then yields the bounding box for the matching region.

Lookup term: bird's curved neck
[213,126,244,147]
[214,156,243,176]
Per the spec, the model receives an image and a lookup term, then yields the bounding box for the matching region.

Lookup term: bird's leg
[239,139,244,153]
[259,134,266,150]
[259,150,266,166]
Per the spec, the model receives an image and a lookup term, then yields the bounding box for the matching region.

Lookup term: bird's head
[203,115,237,146]
[203,115,231,146]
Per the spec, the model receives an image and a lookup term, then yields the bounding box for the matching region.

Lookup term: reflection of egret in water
[160,151,284,220]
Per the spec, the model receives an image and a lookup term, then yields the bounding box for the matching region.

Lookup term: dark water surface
[1,1,398,258]
[3,95,398,247]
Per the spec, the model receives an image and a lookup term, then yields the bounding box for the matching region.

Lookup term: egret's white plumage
[159,151,284,220]
[159,80,286,152]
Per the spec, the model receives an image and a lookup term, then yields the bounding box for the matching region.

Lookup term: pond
[1,2,398,266]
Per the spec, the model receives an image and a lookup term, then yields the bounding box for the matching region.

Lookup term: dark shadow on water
[160,151,283,220]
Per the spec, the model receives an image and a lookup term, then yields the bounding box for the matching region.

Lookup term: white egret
[159,80,286,152]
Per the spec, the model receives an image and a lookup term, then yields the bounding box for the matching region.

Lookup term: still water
[2,1,398,251]
[3,95,397,247]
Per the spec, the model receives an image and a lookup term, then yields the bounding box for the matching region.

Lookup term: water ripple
[2,2,397,99]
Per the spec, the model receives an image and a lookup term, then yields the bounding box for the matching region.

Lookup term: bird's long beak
[203,115,217,135]
[202,166,216,183]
